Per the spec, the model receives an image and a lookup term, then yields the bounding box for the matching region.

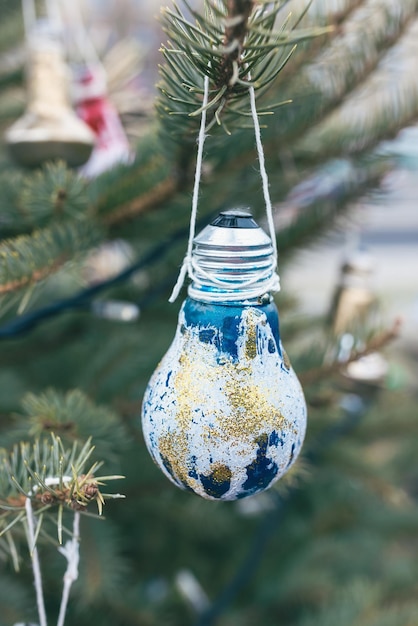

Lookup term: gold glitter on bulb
[150,316,292,496]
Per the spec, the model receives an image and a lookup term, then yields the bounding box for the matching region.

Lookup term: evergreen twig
[0,434,125,553]
[157,0,329,146]
[103,176,178,226]
[0,219,103,297]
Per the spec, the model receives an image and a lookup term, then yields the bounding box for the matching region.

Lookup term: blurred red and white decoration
[58,0,140,177]
[73,63,133,178]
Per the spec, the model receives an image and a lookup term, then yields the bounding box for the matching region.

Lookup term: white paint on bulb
[142,299,307,501]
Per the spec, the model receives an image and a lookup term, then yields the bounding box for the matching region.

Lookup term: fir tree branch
[0,255,66,295]
[0,434,124,551]
[294,18,418,159]
[93,135,176,224]
[0,162,91,236]
[0,219,103,296]
[103,176,178,226]
[157,0,329,147]
[214,0,254,88]
[265,0,418,149]
[271,154,393,256]
[93,0,418,232]
[5,389,127,466]
[265,0,364,86]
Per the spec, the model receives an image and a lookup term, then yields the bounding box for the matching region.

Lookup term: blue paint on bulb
[286,443,296,468]
[188,457,199,480]
[200,468,232,498]
[182,298,282,362]
[198,328,217,344]
[238,434,279,497]
[268,430,284,448]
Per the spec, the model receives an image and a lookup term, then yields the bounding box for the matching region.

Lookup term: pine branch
[157,0,329,148]
[294,18,418,159]
[260,0,368,93]
[213,0,256,89]
[274,153,393,256]
[4,389,127,466]
[0,433,124,552]
[93,134,177,224]
[103,175,178,226]
[0,162,92,236]
[93,0,418,229]
[0,218,103,297]
[265,0,418,148]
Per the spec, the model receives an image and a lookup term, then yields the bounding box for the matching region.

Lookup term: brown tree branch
[300,318,401,386]
[103,176,178,227]
[0,256,67,295]
[217,0,254,88]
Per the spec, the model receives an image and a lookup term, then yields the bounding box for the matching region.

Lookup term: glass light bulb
[141,210,307,500]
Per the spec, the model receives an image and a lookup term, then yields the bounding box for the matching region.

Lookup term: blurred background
[0,1,417,625]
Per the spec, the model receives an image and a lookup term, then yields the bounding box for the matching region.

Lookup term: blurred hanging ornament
[344,351,389,384]
[56,0,134,177]
[329,248,378,335]
[5,6,95,168]
[330,248,389,386]
[141,210,307,500]
[82,238,135,285]
[73,63,132,178]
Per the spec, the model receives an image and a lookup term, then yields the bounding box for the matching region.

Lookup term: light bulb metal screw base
[188,209,279,305]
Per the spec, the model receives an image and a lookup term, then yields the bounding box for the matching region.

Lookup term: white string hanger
[169,71,280,303]
[248,78,278,265]
[169,73,211,303]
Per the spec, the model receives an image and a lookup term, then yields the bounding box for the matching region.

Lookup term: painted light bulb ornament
[141,211,307,500]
